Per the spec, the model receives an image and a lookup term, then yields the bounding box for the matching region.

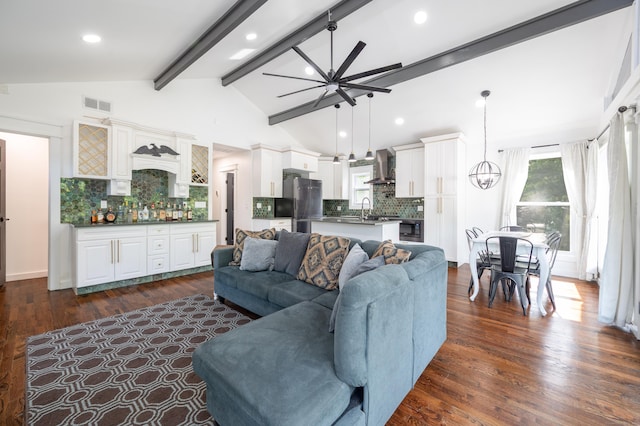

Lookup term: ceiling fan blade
[341,83,391,93]
[336,88,356,106]
[333,41,366,81]
[312,90,328,108]
[262,72,325,84]
[340,63,403,83]
[292,46,330,81]
[277,85,327,98]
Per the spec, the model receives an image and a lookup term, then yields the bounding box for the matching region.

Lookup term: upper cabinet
[73,121,110,179]
[393,142,425,198]
[72,118,208,198]
[310,157,348,200]
[281,148,319,173]
[252,145,283,197]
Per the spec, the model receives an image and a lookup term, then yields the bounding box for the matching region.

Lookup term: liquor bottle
[132,203,138,222]
[177,203,183,221]
[127,209,133,224]
[186,206,193,221]
[166,203,172,221]
[97,208,104,224]
[91,210,97,224]
[151,202,157,221]
[142,205,149,222]
[172,203,179,221]
[137,202,144,222]
[105,206,117,223]
[117,204,124,223]
[159,201,166,221]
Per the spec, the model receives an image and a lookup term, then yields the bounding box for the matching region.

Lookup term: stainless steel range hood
[365,149,395,184]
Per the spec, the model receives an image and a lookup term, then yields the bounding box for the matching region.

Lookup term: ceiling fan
[264,11,402,107]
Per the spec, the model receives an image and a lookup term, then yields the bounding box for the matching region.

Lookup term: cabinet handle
[110,240,114,264]
[196,234,199,252]
[118,240,121,263]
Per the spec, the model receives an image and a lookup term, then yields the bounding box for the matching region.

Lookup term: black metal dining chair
[526,232,562,309]
[466,228,492,295]
[486,236,535,315]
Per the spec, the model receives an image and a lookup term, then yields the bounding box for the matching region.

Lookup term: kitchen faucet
[361,197,371,220]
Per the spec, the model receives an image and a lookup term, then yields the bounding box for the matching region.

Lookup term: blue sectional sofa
[193,233,448,426]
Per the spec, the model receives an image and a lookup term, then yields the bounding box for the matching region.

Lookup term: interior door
[0,139,5,287]
[226,173,234,245]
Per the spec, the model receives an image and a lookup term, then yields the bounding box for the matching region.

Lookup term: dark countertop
[71,219,218,228]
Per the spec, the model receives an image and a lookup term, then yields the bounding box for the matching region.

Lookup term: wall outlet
[337,206,342,211]
[195,201,206,209]
[417,205,423,212]
[256,202,262,209]
[100,200,107,209]
[267,205,271,211]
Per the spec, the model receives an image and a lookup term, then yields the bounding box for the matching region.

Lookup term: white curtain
[598,113,634,328]
[497,148,530,228]
[560,141,598,280]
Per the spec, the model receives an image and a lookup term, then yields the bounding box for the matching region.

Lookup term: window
[349,165,373,209]
[516,156,570,251]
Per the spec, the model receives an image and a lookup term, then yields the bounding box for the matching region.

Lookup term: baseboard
[6,270,48,282]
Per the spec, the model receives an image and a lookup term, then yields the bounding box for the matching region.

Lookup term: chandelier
[469,90,502,189]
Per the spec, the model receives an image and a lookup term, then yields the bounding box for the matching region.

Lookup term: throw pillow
[329,255,386,332]
[229,228,276,266]
[297,233,350,290]
[273,229,311,276]
[338,244,369,290]
[372,240,412,264]
[239,237,279,272]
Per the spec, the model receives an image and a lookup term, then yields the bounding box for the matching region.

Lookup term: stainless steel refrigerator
[283,176,323,233]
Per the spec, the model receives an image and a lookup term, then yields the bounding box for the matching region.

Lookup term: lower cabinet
[75,227,147,288]
[170,223,216,271]
[73,222,217,291]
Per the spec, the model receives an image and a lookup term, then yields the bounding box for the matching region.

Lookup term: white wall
[0,132,49,281]
[0,78,302,289]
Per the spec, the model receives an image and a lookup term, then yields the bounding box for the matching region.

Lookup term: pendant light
[469,90,502,189]
[348,106,356,162]
[332,104,340,164]
[365,93,375,160]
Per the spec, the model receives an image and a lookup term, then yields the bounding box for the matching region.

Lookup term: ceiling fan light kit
[264,10,402,108]
[469,90,502,190]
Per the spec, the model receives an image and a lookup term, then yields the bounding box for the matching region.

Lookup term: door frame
[0,138,5,287]
[0,116,64,290]
[217,164,238,246]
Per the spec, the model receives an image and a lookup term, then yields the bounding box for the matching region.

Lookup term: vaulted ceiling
[0,0,632,156]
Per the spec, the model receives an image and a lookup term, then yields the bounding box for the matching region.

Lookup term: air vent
[83,96,112,113]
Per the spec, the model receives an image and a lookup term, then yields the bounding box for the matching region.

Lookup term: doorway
[0,132,49,283]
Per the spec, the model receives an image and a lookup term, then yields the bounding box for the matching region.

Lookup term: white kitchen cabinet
[73,120,111,179]
[252,145,283,197]
[147,225,170,274]
[393,144,425,198]
[170,223,216,271]
[107,124,133,196]
[420,133,467,265]
[75,227,147,288]
[281,148,319,173]
[310,157,348,200]
[252,218,292,232]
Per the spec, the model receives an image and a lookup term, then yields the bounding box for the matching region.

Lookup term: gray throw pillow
[239,237,279,272]
[273,230,311,276]
[329,255,386,332]
[338,244,369,290]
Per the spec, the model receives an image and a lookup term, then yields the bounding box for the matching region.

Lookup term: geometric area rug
[25,294,252,426]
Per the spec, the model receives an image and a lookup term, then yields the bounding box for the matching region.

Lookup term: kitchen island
[311,217,400,242]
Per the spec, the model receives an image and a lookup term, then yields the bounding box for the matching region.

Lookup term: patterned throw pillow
[229,228,276,266]
[297,234,350,290]
[372,240,412,264]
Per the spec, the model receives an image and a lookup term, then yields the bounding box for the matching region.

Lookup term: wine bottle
[172,203,179,221]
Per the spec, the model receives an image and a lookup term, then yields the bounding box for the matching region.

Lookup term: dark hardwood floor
[1,267,639,425]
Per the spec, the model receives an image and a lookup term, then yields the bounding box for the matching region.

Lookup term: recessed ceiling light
[305,66,315,76]
[395,117,405,126]
[229,48,255,60]
[245,33,257,41]
[414,11,427,25]
[339,131,347,138]
[82,34,101,43]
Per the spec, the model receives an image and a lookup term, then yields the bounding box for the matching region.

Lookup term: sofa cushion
[192,301,354,426]
[297,234,350,290]
[268,279,329,308]
[372,240,412,264]
[311,290,340,310]
[229,228,276,266]
[240,237,278,272]
[274,229,311,276]
[234,270,294,300]
[338,244,369,290]
[329,256,385,332]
